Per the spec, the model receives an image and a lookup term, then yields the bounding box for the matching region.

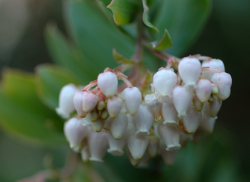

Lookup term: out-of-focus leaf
[64,0,136,71]
[35,64,82,110]
[113,49,135,64]
[141,69,152,90]
[45,24,98,82]
[107,0,137,25]
[150,29,173,51]
[0,69,66,146]
[153,0,211,56]
[142,0,158,32]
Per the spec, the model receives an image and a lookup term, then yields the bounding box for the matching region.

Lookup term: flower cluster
[56,57,232,166]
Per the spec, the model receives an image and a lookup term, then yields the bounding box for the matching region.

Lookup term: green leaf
[112,49,135,64]
[107,0,137,26]
[150,29,173,51]
[142,0,158,32]
[45,24,98,82]
[0,69,66,146]
[64,0,135,71]
[35,64,83,110]
[153,0,211,56]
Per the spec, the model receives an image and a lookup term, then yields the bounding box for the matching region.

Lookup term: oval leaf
[142,0,158,32]
[150,29,173,51]
[113,49,136,64]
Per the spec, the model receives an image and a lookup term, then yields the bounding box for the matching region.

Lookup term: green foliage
[150,29,173,51]
[142,0,158,32]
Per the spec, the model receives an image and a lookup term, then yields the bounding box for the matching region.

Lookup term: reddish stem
[82,80,98,91]
[201,67,222,73]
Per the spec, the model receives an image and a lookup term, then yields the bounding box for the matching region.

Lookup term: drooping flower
[128,133,149,160]
[109,112,128,139]
[98,71,118,97]
[82,92,99,113]
[183,106,202,133]
[161,102,178,125]
[107,133,126,156]
[196,79,212,103]
[202,59,225,80]
[107,96,123,118]
[145,93,162,120]
[73,91,87,118]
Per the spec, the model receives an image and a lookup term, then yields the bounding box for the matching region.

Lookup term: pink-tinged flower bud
[161,102,178,125]
[128,133,149,160]
[145,94,162,120]
[122,87,142,116]
[200,114,217,133]
[127,148,140,167]
[180,132,193,147]
[211,72,232,100]
[132,104,154,135]
[158,122,181,151]
[153,69,177,97]
[82,92,99,113]
[107,133,126,156]
[183,106,202,133]
[107,96,122,118]
[193,94,203,111]
[91,118,105,132]
[160,147,177,166]
[147,136,160,158]
[73,91,87,118]
[82,113,92,126]
[81,146,89,162]
[172,86,193,117]
[97,72,118,97]
[64,118,88,151]
[110,112,128,139]
[178,58,201,87]
[88,131,109,162]
[56,84,78,119]
[208,96,222,117]
[202,59,225,80]
[196,79,212,103]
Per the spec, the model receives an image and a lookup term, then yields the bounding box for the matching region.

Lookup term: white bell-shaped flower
[196,79,212,103]
[127,148,140,167]
[56,84,78,119]
[73,91,87,118]
[128,133,149,160]
[82,113,92,126]
[122,87,142,116]
[180,132,193,147]
[161,102,178,125]
[103,117,112,132]
[153,69,177,97]
[193,94,203,111]
[172,86,193,117]
[200,114,217,133]
[125,114,136,137]
[208,96,222,117]
[202,59,225,80]
[110,112,128,139]
[81,146,89,162]
[82,92,99,113]
[145,94,162,120]
[202,102,210,118]
[132,104,154,135]
[158,122,181,151]
[91,118,105,132]
[178,57,201,87]
[64,117,88,151]
[97,71,118,97]
[183,106,202,133]
[88,131,109,162]
[147,135,160,158]
[211,72,232,100]
[107,96,122,118]
[107,133,126,156]
[160,147,178,166]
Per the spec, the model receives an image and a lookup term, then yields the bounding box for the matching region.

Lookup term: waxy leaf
[150,29,173,51]
[142,0,158,32]
[113,49,135,64]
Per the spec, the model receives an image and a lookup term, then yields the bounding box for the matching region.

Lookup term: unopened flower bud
[212,85,218,95]
[82,92,99,113]
[107,133,126,156]
[196,79,212,103]
[202,59,225,80]
[211,72,232,100]
[178,58,201,87]
[153,69,177,97]
[122,87,142,116]
[81,146,90,162]
[110,112,128,139]
[172,86,193,117]
[147,136,160,158]
[128,133,149,160]
[90,109,98,122]
[208,96,213,102]
[208,96,222,117]
[88,131,109,162]
[56,84,78,119]
[145,94,162,120]
[160,147,177,166]
[82,113,92,126]
[158,122,181,151]
[132,104,154,135]
[100,109,109,120]
[91,118,105,132]
[127,148,140,167]
[107,96,122,118]
[183,106,202,133]
[73,91,87,118]
[97,100,105,111]
[193,94,203,111]
[200,114,217,133]
[161,102,178,125]
[64,118,88,151]
[98,72,118,97]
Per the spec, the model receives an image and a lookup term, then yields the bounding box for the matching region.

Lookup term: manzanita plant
[0,0,236,181]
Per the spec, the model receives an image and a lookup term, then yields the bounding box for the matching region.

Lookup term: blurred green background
[0,0,249,181]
